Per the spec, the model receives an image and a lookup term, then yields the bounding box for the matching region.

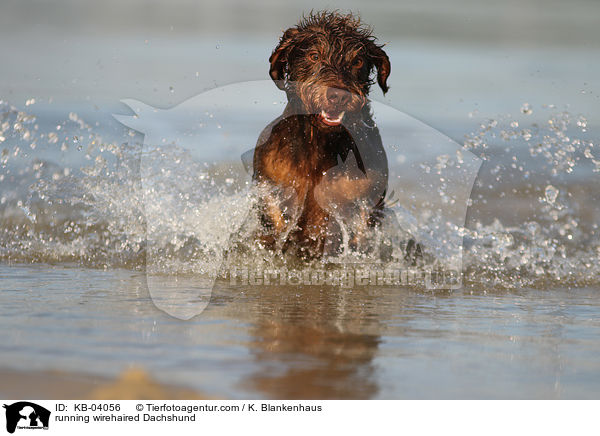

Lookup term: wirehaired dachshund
[253,11,391,260]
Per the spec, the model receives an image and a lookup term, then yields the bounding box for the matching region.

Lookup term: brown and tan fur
[253,11,391,259]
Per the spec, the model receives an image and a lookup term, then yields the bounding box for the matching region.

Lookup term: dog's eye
[352,58,364,68]
[309,52,320,62]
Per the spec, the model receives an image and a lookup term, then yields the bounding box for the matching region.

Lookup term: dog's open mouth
[319,110,345,126]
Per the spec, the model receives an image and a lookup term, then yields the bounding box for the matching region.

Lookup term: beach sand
[0,367,208,400]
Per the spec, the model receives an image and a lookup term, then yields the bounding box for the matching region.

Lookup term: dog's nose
[326,88,351,107]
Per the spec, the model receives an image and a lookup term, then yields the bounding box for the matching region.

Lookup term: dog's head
[269,11,391,127]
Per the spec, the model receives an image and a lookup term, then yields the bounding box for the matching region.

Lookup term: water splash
[0,99,598,290]
[461,103,599,289]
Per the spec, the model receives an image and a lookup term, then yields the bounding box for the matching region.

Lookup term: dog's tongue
[319,110,345,126]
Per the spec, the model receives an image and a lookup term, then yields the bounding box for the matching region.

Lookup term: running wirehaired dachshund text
[253,11,391,260]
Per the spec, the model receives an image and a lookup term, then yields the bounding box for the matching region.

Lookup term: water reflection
[210,280,452,398]
[235,285,382,399]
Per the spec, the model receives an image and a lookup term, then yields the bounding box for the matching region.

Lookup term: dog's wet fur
[253,11,392,260]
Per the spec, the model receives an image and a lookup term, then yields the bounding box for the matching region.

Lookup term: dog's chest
[294,124,357,185]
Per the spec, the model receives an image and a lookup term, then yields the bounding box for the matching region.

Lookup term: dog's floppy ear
[269,28,299,90]
[367,43,391,94]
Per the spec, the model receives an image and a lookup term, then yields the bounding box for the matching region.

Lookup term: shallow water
[1,80,600,400]
[2,86,600,397]
[1,263,599,399]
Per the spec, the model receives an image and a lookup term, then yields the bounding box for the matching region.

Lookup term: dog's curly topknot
[269,10,391,95]
[297,10,372,38]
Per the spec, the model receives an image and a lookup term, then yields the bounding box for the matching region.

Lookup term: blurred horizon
[2,0,600,48]
[1,0,599,136]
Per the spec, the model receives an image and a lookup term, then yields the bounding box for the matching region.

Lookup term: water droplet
[526,221,541,235]
[520,103,532,115]
[544,185,559,204]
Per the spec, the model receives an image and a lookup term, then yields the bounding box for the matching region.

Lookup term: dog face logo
[114,80,481,318]
[3,402,50,434]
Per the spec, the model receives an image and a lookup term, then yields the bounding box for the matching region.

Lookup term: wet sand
[0,367,207,400]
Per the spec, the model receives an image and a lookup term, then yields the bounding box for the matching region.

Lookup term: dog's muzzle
[317,87,361,126]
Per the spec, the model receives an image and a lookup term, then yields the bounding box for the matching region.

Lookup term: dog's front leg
[255,182,305,251]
